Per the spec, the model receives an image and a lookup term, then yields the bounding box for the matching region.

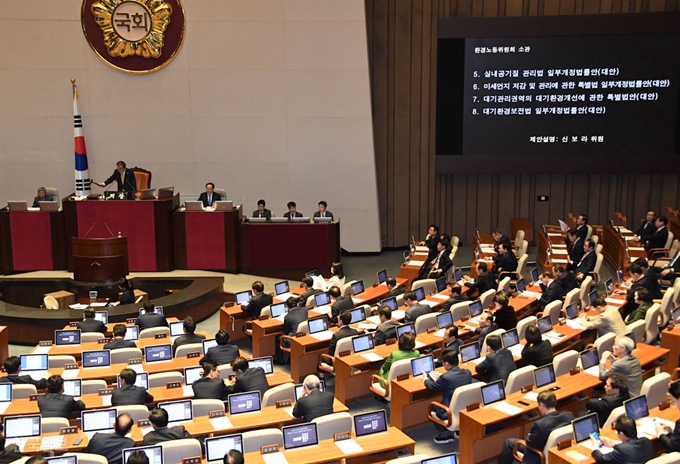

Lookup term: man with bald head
[85,413,135,464]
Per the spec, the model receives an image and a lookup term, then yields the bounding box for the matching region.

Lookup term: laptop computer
[314,217,332,223]
[38,200,59,211]
[291,216,310,223]
[169,321,184,337]
[481,380,506,406]
[353,409,388,437]
[294,380,325,401]
[572,413,600,445]
[247,356,274,375]
[235,290,252,305]
[349,307,367,324]
[94,311,108,324]
[351,333,374,354]
[45,456,77,464]
[249,217,267,223]
[283,422,319,450]
[558,219,569,231]
[468,300,483,319]
[117,372,149,389]
[122,445,163,464]
[214,200,234,211]
[381,297,397,311]
[624,395,649,420]
[515,279,527,293]
[377,269,388,284]
[124,325,139,341]
[275,281,290,296]
[20,354,48,372]
[158,187,174,199]
[308,316,332,340]
[140,189,156,199]
[436,311,453,330]
[81,408,117,435]
[530,267,539,285]
[537,316,562,339]
[271,216,290,223]
[4,415,41,440]
[185,201,204,211]
[138,306,164,315]
[435,276,447,293]
[580,347,599,371]
[55,329,81,346]
[7,201,28,211]
[533,364,557,389]
[270,302,288,319]
[460,341,481,363]
[63,379,82,397]
[0,383,11,404]
[305,270,318,277]
[501,328,523,357]
[203,339,218,353]
[421,453,458,464]
[228,391,262,415]
[565,303,579,320]
[351,280,365,296]
[314,292,331,307]
[158,399,193,423]
[414,287,426,301]
[205,434,243,464]
[411,355,435,376]
[184,366,203,386]
[82,350,111,368]
[396,322,415,339]
[144,344,172,363]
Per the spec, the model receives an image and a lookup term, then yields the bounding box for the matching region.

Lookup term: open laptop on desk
[515,279,543,300]
[624,395,675,438]
[205,434,243,464]
[501,328,523,357]
[377,269,388,285]
[467,300,483,323]
[158,399,193,424]
[169,321,184,341]
[248,356,274,375]
[144,344,172,363]
[270,302,288,320]
[353,409,388,437]
[349,307,367,324]
[308,316,333,341]
[20,354,49,380]
[122,445,163,464]
[571,413,614,451]
[140,189,156,199]
[411,355,436,378]
[351,333,374,354]
[433,312,454,338]
[537,316,566,343]
[228,391,262,415]
[82,408,117,438]
[55,328,81,346]
[533,364,558,390]
[185,201,204,211]
[7,201,28,211]
[235,290,252,306]
[124,325,139,341]
[314,292,331,308]
[45,456,77,464]
[3,415,41,450]
[82,349,111,368]
[117,372,148,389]
[184,366,203,386]
[63,379,82,398]
[294,380,325,401]
[283,422,319,450]
[203,338,218,353]
[38,200,59,211]
[579,347,600,376]
[0,384,12,414]
[460,341,482,364]
[214,200,234,211]
[274,280,291,298]
[481,380,506,406]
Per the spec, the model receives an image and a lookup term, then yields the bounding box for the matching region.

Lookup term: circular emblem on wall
[81,0,186,74]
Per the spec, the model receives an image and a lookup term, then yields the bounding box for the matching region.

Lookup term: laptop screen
[55,329,81,346]
[617,268,624,282]
[533,364,556,388]
[414,287,426,301]
[63,379,82,397]
[247,357,273,375]
[124,325,139,341]
[381,297,397,311]
[396,323,415,339]
[275,281,290,295]
[228,391,262,415]
[605,278,614,295]
[572,413,599,444]
[460,342,481,363]
[4,415,41,438]
[235,290,252,305]
[20,354,48,371]
[117,372,149,389]
[565,303,579,320]
[515,279,526,293]
[411,355,434,376]
[349,308,366,324]
[531,268,539,283]
[94,311,108,324]
[203,339,218,353]
[169,321,184,337]
[159,400,193,423]
[144,344,172,363]
[580,348,599,370]
[305,270,317,277]
[122,445,163,464]
[589,290,598,304]
[538,316,552,334]
[46,456,77,464]
[421,453,458,464]
[308,317,328,334]
[270,303,287,318]
[314,293,331,307]
[481,380,506,406]
[351,334,374,353]
[377,269,388,284]
[501,329,519,348]
[468,301,483,318]
[353,409,388,437]
[437,312,453,329]
[82,350,111,368]
[283,423,319,450]
[81,408,117,432]
[184,366,203,386]
[0,383,11,402]
[454,268,463,282]
[138,307,164,316]
[624,395,649,420]
[435,276,447,292]
[294,380,325,401]
[205,434,243,463]
[351,280,365,296]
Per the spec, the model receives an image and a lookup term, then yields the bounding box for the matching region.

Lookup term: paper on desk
[0,402,10,415]
[69,303,89,310]
[508,344,524,358]
[521,291,543,300]
[351,297,365,304]
[209,416,233,430]
[40,435,64,451]
[565,450,590,461]
[624,236,637,241]
[605,297,624,305]
[101,395,112,407]
[312,305,332,315]
[140,426,154,436]
[548,233,562,237]
[581,440,617,453]
[407,260,426,267]
[28,371,49,381]
[565,319,585,330]
[33,346,52,355]
[523,391,539,402]
[262,452,289,464]
[584,365,600,377]
[415,246,429,252]
[367,316,381,325]
[182,385,194,397]
[90,302,108,308]
[310,331,333,341]
[361,352,384,362]
[471,356,486,365]
[552,249,568,255]
[492,401,524,416]
[392,310,405,320]
[422,300,439,308]
[552,244,567,248]
[276,292,294,301]
[469,316,482,324]
[357,323,377,331]
[126,364,144,373]
[433,328,446,338]
[431,293,449,300]
[61,369,81,379]
[284,406,295,417]
[629,247,645,252]
[551,259,569,264]
[335,439,363,455]
[415,341,425,350]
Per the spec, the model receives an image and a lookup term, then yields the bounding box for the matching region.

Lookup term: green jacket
[379,349,420,379]
[626,302,652,325]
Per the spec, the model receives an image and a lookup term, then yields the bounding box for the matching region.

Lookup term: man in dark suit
[422,224,440,261]
[643,215,669,255]
[384,277,405,298]
[94,160,137,192]
[329,286,353,324]
[118,277,135,305]
[105,324,137,350]
[374,306,400,345]
[463,262,497,296]
[137,302,169,331]
[328,311,359,356]
[419,240,453,280]
[111,368,154,406]
[283,201,303,220]
[567,229,585,271]
[424,349,473,444]
[313,201,333,220]
[473,311,499,347]
[299,276,322,308]
[404,291,430,323]
[574,239,597,282]
[498,391,574,464]
[440,284,469,313]
[84,413,135,464]
[275,297,307,364]
[634,210,656,238]
[0,435,23,464]
[658,239,680,283]
[592,416,655,463]
[574,214,589,241]
[242,281,273,320]
[31,187,56,207]
[197,182,221,207]
[492,229,512,254]
[475,335,516,384]
[0,356,46,389]
[252,199,271,219]
[228,357,270,397]
[292,374,334,422]
[538,271,564,310]
[437,327,463,364]
[192,361,230,400]
[224,450,244,464]
[586,373,629,427]
[37,375,86,418]
[657,381,680,452]
[78,309,107,334]
[172,317,205,354]
[143,408,192,446]
[493,242,518,278]
[199,330,240,366]
[552,264,577,294]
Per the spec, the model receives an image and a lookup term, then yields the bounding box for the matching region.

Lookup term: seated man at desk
[374,306,400,345]
[579,297,626,338]
[84,413,135,464]
[592,416,655,463]
[473,311,499,347]
[586,373,629,427]
[78,308,107,334]
[385,277,405,298]
[199,329,240,366]
[31,187,55,207]
[440,284,469,313]
[599,336,642,397]
[243,281,273,320]
[642,215,669,255]
[634,210,656,238]
[192,361,229,400]
[493,242,517,279]
[656,380,680,452]
[172,316,205,354]
[313,201,333,220]
[424,349,473,444]
[37,374,86,418]
[537,271,564,310]
[105,324,137,350]
[197,182,221,208]
[112,368,154,406]
[0,356,47,389]
[329,285,353,325]
[300,276,323,308]
[463,262,497,296]
[492,229,512,254]
[137,302,169,330]
[404,291,431,323]
[292,374,334,422]
[418,239,452,280]
[275,297,307,365]
[252,199,271,219]
[143,408,192,446]
[228,356,270,397]
[574,239,597,283]
[328,311,359,358]
[283,201,303,219]
[553,264,577,294]
[475,335,515,384]
[497,391,574,464]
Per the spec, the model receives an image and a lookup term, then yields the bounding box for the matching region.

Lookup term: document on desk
[492,401,524,416]
[508,344,524,358]
[415,246,429,252]
[565,450,590,461]
[275,292,295,301]
[548,233,562,237]
[140,426,154,436]
[407,260,426,267]
[580,440,618,453]
[90,302,108,307]
[69,303,89,310]
[431,293,449,300]
[262,452,289,464]
[40,435,64,451]
[415,341,426,350]
[351,297,365,304]
[61,368,81,379]
[422,300,439,308]
[209,416,233,431]
[0,402,10,415]
[565,319,585,330]
[183,385,194,397]
[605,297,624,305]
[392,310,406,320]
[28,371,49,381]
[551,249,568,255]
[335,439,363,455]
[367,315,381,325]
[101,395,112,407]
[523,391,538,402]
[583,365,600,377]
[284,406,295,417]
[551,258,569,264]
[629,247,645,252]
[521,291,543,299]
[624,236,637,241]
[32,346,51,355]
[552,244,567,249]
[361,352,384,362]
[312,305,332,315]
[310,330,334,341]
[357,323,377,331]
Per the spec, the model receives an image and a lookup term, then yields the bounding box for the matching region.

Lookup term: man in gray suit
[579,297,626,338]
[228,357,270,397]
[37,375,86,418]
[32,187,56,207]
[142,408,193,446]
[199,330,240,366]
[374,306,400,345]
[404,291,430,323]
[84,413,135,464]
[292,374,334,422]
[475,335,516,384]
[111,368,154,406]
[599,336,642,397]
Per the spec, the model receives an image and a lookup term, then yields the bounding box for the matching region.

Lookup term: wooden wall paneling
[560,0,578,15]
[549,174,567,223]
[649,174,663,212]
[481,0,500,16]
[569,175,590,218]
[505,0,525,16]
[462,175,476,241]
[477,175,494,232]
[528,0,540,14]
[497,174,516,233]
[659,174,679,213]
[667,0,680,12]
[650,0,668,10]
[543,0,560,15]
[455,0,475,17]
[448,174,468,239]
[600,0,614,13]
[632,174,652,225]
[587,174,604,223]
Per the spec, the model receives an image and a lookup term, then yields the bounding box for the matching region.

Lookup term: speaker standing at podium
[93,160,137,192]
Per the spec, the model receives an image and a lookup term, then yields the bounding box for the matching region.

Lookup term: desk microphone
[101,180,115,200]
[83,222,98,238]
[103,223,115,238]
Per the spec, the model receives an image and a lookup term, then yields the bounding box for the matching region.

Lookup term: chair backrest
[148,372,183,389]
[192,399,225,417]
[160,438,202,464]
[262,382,296,407]
[110,348,143,365]
[543,424,573,462]
[579,276,594,308]
[497,277,511,293]
[665,231,675,251]
[386,456,432,464]
[640,372,671,407]
[412,279,436,297]
[175,343,204,358]
[671,278,680,308]
[553,350,579,377]
[139,327,170,339]
[414,313,439,334]
[625,320,645,347]
[313,412,353,441]
[643,303,661,342]
[117,404,150,422]
[341,280,356,296]
[479,289,495,309]
[594,332,616,357]
[43,295,59,310]
[595,243,603,254]
[45,187,60,207]
[505,365,536,395]
[82,380,107,395]
[648,452,680,464]
[516,253,528,279]
[450,302,469,322]
[42,417,69,433]
[518,240,529,257]
[481,328,505,354]
[260,305,272,318]
[514,230,525,247]
[48,355,76,369]
[62,453,108,464]
[131,166,152,191]
[592,253,604,275]
[449,246,458,264]
[11,384,37,399]
[562,288,580,310]
[213,188,226,200]
[81,332,105,343]
[658,288,675,326]
[603,405,625,429]
[384,359,414,400]
[590,234,599,245]
[451,236,460,248]
[585,225,593,240]
[449,382,485,431]
[296,320,309,335]
[517,316,537,341]
[543,300,563,325]
[242,428,284,454]
[331,337,354,357]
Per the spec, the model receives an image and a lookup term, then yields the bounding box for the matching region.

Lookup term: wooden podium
[71,237,128,283]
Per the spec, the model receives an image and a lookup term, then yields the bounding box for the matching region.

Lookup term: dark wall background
[365,0,680,247]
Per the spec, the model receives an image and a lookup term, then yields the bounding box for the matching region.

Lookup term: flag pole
[72,78,91,196]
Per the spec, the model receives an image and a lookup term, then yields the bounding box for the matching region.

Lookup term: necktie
[577,251,589,266]
[322,212,325,218]
[667,251,680,268]
[208,195,212,206]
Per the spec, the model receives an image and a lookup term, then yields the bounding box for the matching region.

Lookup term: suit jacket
[645,226,669,252]
[111,384,154,406]
[104,338,137,350]
[659,418,680,453]
[328,326,359,355]
[283,306,308,336]
[405,303,431,323]
[300,288,323,307]
[429,252,453,277]
[32,195,56,208]
[441,296,470,313]
[475,348,516,384]
[330,296,354,323]
[521,340,553,368]
[538,280,564,309]
[494,234,512,253]
[136,313,169,331]
[635,221,655,237]
[104,168,137,192]
[197,191,222,207]
[574,251,597,276]
[119,288,135,305]
[172,333,206,354]
[37,392,85,418]
[0,374,46,389]
[424,366,473,407]
[379,349,420,379]
[586,392,629,427]
[142,426,192,446]
[627,275,662,301]
[244,293,273,319]
[600,354,642,397]
[475,322,499,347]
[252,208,272,219]
[231,367,270,397]
[425,235,440,261]
[494,252,518,274]
[374,320,400,345]
[580,307,626,338]
[493,305,518,330]
[386,286,405,298]
[85,432,136,464]
[292,389,335,422]
[78,318,107,334]
[592,437,655,464]
[524,411,575,464]
[556,272,578,294]
[467,272,497,295]
[625,302,652,325]
[199,344,240,366]
[192,376,230,401]
[313,211,333,220]
[283,211,303,219]
[568,238,585,270]
[0,445,22,464]
[574,225,588,241]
